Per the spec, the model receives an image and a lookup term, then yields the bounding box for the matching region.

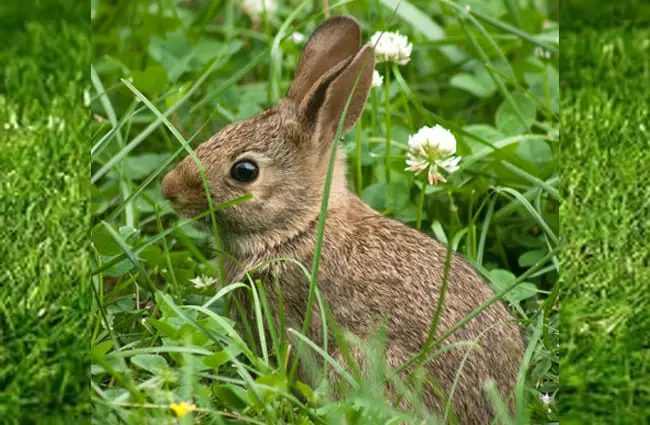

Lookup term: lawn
[0,1,90,423]
[560,4,650,424]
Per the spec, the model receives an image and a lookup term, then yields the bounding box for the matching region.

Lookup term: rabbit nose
[161,169,180,202]
[162,163,204,203]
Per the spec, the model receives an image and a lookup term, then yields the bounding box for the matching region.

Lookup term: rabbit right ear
[287,16,362,105]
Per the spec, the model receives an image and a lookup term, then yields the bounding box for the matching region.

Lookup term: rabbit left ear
[299,44,375,153]
[287,16,362,105]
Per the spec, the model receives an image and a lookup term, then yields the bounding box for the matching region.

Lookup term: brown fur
[161,16,524,424]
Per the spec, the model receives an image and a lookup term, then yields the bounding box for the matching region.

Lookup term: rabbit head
[162,16,375,251]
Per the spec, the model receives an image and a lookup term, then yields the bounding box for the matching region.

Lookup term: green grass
[0,2,90,423]
[2,1,647,423]
[560,7,650,425]
[561,0,650,30]
[90,1,559,424]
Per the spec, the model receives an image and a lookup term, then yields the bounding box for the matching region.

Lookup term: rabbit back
[233,195,523,424]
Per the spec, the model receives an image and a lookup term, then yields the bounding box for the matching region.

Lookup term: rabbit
[161,15,524,425]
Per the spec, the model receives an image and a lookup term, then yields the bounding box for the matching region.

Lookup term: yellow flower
[170,401,196,418]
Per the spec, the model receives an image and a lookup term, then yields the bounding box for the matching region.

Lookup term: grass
[89,0,560,424]
[560,5,650,423]
[1,1,647,423]
[0,1,90,423]
[91,0,560,424]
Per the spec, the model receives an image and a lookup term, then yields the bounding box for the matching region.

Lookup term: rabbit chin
[183,207,317,258]
[168,203,222,232]
[189,213,245,249]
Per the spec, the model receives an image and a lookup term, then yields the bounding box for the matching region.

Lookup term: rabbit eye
[230,160,259,183]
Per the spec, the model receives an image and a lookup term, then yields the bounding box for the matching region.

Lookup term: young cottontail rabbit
[162,16,524,424]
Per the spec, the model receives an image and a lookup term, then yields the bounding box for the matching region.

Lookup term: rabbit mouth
[195,211,235,233]
[168,202,215,227]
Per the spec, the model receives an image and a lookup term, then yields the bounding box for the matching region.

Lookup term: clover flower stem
[355,119,363,197]
[263,3,271,36]
[370,86,379,136]
[384,62,392,182]
[322,0,331,17]
[416,184,426,230]
[543,64,552,114]
[393,65,414,130]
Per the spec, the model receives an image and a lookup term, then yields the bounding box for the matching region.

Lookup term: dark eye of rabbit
[230,160,259,183]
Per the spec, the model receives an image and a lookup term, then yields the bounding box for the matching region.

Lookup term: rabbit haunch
[161,15,524,425]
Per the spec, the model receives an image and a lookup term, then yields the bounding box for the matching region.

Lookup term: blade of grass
[268,0,310,103]
[417,244,453,371]
[92,46,234,183]
[492,176,558,222]
[92,194,251,276]
[392,247,557,378]
[202,282,248,310]
[504,0,523,28]
[91,66,135,227]
[514,315,543,424]
[441,0,521,89]
[485,379,516,425]
[494,187,558,245]
[91,86,182,159]
[252,277,281,368]
[155,293,270,412]
[106,98,225,222]
[154,206,180,300]
[90,273,144,404]
[459,19,530,132]
[379,0,466,63]
[189,47,271,113]
[288,34,378,384]
[121,79,229,288]
[106,346,214,358]
[288,328,357,387]
[499,160,560,200]
[246,275,269,364]
[102,221,156,294]
[391,65,499,152]
[476,195,497,265]
[467,7,558,54]
[443,341,480,423]
[457,134,553,171]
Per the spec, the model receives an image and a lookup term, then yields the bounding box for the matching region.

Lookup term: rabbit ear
[287,16,362,105]
[299,44,375,153]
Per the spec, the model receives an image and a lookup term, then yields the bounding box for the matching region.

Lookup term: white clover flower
[405,125,461,185]
[240,0,277,20]
[190,275,217,289]
[369,31,413,65]
[371,69,383,88]
[541,393,551,405]
[291,32,305,44]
